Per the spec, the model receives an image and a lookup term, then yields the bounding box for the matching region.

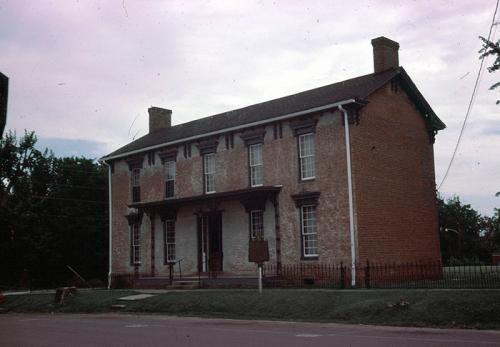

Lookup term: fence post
[340,261,345,289]
[365,260,371,288]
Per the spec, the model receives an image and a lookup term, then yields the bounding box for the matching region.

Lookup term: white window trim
[131,168,140,187]
[132,224,141,265]
[299,133,316,181]
[165,160,176,198]
[250,209,264,239]
[301,205,319,258]
[249,143,263,187]
[165,219,176,262]
[204,153,216,194]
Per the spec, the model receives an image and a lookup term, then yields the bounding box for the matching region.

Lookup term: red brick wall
[351,82,441,264]
[109,80,442,278]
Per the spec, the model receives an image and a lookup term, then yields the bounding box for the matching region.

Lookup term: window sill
[300,177,316,182]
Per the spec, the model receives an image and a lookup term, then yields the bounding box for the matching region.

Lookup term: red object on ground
[492,254,500,266]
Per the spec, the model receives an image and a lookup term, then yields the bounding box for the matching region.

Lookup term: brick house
[102,37,445,286]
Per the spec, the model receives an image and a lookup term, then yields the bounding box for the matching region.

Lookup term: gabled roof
[104,67,445,160]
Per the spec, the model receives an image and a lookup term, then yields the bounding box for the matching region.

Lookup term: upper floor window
[131,223,141,264]
[204,153,216,193]
[164,219,176,262]
[165,160,176,198]
[249,144,263,187]
[299,133,315,180]
[131,168,141,202]
[250,210,264,239]
[301,205,318,257]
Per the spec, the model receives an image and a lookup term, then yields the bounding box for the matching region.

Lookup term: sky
[1,0,499,216]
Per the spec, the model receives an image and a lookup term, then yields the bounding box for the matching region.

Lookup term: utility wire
[437,0,500,190]
[32,195,109,205]
[42,183,107,191]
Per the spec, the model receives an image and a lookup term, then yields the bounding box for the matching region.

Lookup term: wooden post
[258,264,263,294]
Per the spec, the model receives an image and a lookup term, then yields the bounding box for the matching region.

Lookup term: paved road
[1,313,499,347]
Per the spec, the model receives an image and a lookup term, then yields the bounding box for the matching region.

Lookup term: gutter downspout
[338,104,357,287]
[101,160,113,289]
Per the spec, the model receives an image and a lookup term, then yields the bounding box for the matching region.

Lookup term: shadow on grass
[1,289,500,330]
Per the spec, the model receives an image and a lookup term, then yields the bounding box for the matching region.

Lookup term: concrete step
[134,277,201,289]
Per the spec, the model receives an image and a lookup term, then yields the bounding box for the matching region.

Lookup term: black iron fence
[262,261,500,289]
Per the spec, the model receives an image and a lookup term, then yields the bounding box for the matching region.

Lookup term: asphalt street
[1,313,499,347]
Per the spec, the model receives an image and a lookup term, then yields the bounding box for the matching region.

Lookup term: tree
[438,195,500,264]
[0,131,108,288]
[479,36,500,104]
[0,131,54,286]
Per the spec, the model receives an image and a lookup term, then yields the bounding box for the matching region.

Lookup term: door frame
[197,211,223,273]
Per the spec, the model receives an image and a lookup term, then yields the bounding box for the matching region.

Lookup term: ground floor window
[164,219,176,262]
[301,205,318,257]
[250,210,264,239]
[131,224,141,265]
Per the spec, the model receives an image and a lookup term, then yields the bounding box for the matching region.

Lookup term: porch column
[149,211,156,277]
[272,194,282,273]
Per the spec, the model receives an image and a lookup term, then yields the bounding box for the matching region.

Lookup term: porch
[126,186,282,281]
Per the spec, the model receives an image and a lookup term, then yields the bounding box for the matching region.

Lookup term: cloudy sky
[1,0,499,215]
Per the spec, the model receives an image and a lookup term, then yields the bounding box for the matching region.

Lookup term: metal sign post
[258,264,263,294]
[249,238,269,294]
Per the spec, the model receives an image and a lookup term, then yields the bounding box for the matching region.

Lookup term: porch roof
[129,185,282,214]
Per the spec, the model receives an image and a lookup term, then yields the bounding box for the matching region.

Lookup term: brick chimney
[148,107,172,134]
[371,36,400,73]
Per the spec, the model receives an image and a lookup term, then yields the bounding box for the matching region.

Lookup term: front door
[198,212,223,273]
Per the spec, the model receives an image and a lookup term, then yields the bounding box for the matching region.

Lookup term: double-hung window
[131,223,141,264]
[164,219,176,262]
[250,210,264,239]
[131,168,141,202]
[249,144,263,187]
[204,153,216,193]
[299,133,315,180]
[301,205,318,257]
[165,160,176,198]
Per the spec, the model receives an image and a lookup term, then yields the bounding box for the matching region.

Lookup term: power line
[46,183,107,191]
[32,195,108,205]
[437,0,500,191]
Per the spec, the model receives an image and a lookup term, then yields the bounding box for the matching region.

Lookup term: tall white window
[249,144,263,187]
[131,224,141,264]
[301,205,318,257]
[250,210,264,239]
[131,168,141,202]
[204,153,216,193]
[165,219,176,262]
[299,133,315,180]
[165,160,176,198]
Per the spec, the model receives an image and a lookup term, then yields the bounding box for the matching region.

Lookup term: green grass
[2,289,500,329]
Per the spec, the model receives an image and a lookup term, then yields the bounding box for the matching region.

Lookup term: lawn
[2,289,500,330]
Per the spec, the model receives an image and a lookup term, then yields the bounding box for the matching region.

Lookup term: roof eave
[100,98,357,162]
[397,67,446,131]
